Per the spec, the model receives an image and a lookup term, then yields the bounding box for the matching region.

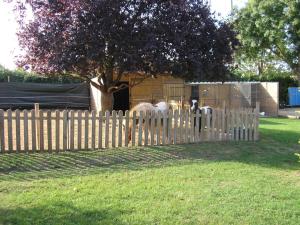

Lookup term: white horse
[127,101,171,142]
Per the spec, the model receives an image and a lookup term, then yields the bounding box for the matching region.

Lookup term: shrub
[0,66,83,84]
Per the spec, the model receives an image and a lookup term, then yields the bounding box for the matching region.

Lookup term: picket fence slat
[162,113,167,145]
[118,110,123,148]
[98,111,103,149]
[7,109,13,152]
[173,110,178,144]
[84,111,89,149]
[150,111,155,146]
[138,111,143,146]
[63,111,68,150]
[15,110,21,152]
[0,107,259,153]
[31,110,37,152]
[70,111,75,150]
[47,111,52,152]
[39,111,44,151]
[0,110,5,152]
[144,111,149,146]
[55,111,60,151]
[184,111,189,143]
[111,110,116,148]
[23,110,29,152]
[179,110,183,143]
[124,111,129,147]
[91,111,96,149]
[168,110,173,144]
[200,110,205,142]
[105,111,110,148]
[156,111,161,145]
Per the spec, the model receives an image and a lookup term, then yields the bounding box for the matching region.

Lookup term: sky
[0,0,248,70]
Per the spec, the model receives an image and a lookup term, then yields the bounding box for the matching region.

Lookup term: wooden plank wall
[0,103,260,153]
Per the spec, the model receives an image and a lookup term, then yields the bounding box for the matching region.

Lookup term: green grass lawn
[0,118,300,225]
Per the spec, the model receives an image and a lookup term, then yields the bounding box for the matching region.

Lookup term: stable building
[90,75,279,116]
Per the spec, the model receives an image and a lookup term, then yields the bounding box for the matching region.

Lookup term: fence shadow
[1,129,299,182]
[0,202,127,225]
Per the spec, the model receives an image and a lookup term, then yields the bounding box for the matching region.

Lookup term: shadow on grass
[0,128,299,182]
[0,203,127,225]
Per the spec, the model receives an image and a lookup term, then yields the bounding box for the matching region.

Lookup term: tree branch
[108,83,129,93]
[130,75,149,88]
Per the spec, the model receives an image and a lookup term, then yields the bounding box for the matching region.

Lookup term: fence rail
[0,105,259,153]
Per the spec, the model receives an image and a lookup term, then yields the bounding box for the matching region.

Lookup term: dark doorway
[113,82,129,112]
[191,85,199,99]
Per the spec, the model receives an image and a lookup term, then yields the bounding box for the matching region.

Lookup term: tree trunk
[101,91,114,112]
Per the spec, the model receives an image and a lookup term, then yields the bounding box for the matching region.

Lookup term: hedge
[0,67,83,84]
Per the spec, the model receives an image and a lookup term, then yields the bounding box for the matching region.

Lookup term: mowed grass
[0,118,300,225]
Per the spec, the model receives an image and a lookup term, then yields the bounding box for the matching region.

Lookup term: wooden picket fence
[0,104,259,153]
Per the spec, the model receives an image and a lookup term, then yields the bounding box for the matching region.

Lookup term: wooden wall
[89,75,279,116]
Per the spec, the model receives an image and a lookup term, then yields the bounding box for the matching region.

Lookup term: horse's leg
[128,127,132,143]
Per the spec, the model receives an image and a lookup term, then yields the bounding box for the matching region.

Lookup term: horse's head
[190,99,199,113]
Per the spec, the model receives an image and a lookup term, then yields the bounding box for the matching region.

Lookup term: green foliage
[234,0,300,81]
[0,66,82,83]
[296,153,300,163]
[231,67,298,107]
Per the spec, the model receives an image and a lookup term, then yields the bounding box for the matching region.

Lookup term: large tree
[13,0,237,111]
[234,0,300,83]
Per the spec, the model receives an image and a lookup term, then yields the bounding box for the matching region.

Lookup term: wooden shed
[90,75,279,116]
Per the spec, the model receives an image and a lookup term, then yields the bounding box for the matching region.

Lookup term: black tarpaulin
[0,82,90,109]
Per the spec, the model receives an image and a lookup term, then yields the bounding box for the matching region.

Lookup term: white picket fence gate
[0,105,259,153]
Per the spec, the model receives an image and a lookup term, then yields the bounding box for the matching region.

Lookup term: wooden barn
[90,75,279,116]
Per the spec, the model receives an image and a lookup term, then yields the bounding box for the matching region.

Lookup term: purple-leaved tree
[11,0,238,111]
